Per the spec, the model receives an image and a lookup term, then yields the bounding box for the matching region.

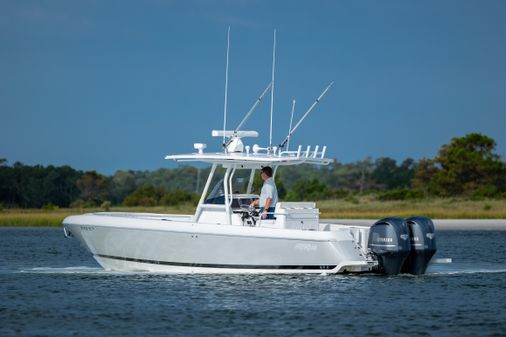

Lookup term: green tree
[421,133,504,196]
[109,170,137,204]
[397,158,416,188]
[160,190,198,206]
[123,185,167,206]
[0,162,82,208]
[0,162,17,206]
[354,157,376,193]
[412,158,439,194]
[372,157,416,190]
[326,162,357,191]
[76,171,109,205]
[285,179,331,201]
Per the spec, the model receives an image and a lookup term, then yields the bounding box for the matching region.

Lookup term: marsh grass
[0,198,505,227]
[318,197,506,219]
[0,204,195,227]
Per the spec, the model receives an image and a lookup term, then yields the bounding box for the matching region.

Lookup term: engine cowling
[401,216,437,275]
[368,217,411,275]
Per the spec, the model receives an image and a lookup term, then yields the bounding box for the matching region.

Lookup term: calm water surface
[1,227,505,337]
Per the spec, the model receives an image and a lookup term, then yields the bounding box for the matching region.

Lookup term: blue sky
[1,0,505,174]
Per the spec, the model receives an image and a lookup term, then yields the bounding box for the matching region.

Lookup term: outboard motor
[368,217,411,275]
[401,216,437,275]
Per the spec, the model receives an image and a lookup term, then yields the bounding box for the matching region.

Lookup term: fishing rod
[278,81,334,150]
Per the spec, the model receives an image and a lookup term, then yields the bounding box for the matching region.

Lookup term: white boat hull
[63,212,374,274]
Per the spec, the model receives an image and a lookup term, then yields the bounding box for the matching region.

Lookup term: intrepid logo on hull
[294,243,317,251]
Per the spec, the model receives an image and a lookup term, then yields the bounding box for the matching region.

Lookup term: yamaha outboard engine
[401,216,437,275]
[368,217,411,275]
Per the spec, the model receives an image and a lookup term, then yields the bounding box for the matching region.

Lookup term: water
[1,227,505,337]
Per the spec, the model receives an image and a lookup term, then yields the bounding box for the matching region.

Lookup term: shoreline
[326,219,506,230]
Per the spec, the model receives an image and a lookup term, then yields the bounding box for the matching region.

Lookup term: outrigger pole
[222,81,272,148]
[234,82,273,133]
[279,81,334,149]
[286,99,296,151]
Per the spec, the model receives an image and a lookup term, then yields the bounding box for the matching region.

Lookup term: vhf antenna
[222,27,231,149]
[269,29,276,153]
[279,81,334,149]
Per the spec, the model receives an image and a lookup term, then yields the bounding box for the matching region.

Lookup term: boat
[63,30,437,275]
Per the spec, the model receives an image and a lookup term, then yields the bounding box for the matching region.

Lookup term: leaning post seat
[274,202,320,230]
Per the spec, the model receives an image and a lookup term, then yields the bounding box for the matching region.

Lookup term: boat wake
[19,266,185,276]
[20,266,110,274]
[427,262,506,275]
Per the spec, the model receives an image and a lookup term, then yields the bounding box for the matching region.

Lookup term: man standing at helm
[250,166,278,219]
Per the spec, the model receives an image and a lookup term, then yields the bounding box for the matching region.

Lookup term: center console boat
[63,30,436,275]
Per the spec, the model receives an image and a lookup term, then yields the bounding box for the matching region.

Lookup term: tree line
[0,133,504,209]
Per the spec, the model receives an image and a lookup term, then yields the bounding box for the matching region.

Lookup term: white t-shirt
[259,177,278,208]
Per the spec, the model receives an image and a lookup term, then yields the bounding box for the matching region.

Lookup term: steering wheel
[239,204,258,226]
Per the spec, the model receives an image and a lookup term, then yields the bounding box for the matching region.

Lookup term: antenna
[279,81,334,149]
[234,82,272,132]
[269,29,276,153]
[222,27,231,148]
[287,99,296,151]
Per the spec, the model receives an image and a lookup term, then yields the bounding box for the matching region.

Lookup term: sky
[1,0,505,174]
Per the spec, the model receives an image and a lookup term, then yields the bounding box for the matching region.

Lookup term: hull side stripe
[97,254,336,270]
